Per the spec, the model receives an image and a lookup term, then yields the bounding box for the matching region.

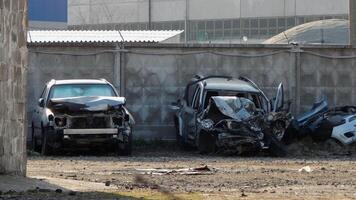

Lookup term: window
[297,17,305,25]
[278,18,286,33]
[232,19,241,37]
[260,19,267,28]
[163,22,172,30]
[268,18,277,28]
[172,21,180,30]
[192,87,201,109]
[251,19,258,28]
[49,84,116,99]
[286,17,295,28]
[223,20,232,38]
[187,84,198,106]
[205,21,215,40]
[39,86,46,99]
[215,21,223,39]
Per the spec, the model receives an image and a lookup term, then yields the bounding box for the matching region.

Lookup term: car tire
[31,123,40,152]
[118,127,132,156]
[267,133,287,157]
[197,131,217,154]
[41,126,52,156]
[174,117,184,146]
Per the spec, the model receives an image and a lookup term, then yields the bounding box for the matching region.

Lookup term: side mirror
[38,98,45,107]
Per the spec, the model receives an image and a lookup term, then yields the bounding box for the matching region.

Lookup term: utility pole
[350,0,356,46]
[148,0,152,30]
[185,0,189,44]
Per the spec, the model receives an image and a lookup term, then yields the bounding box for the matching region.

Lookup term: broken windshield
[211,96,256,121]
[49,84,116,99]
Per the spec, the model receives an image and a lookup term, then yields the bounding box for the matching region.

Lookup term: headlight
[55,117,67,127]
[267,113,274,121]
[200,119,214,130]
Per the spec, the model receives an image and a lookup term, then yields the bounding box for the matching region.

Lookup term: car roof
[51,79,109,85]
[203,78,260,93]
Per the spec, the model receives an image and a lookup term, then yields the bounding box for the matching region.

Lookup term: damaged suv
[171,76,291,156]
[31,79,134,156]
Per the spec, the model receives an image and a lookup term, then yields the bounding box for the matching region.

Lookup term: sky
[28,0,67,22]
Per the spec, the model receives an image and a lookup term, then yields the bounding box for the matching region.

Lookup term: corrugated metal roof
[27,30,183,44]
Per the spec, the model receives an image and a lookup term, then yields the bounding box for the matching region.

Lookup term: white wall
[68,0,349,25]
[152,0,186,21]
[295,0,348,16]
[69,0,149,25]
[189,0,241,20]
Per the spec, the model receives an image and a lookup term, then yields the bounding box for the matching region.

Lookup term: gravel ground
[2,141,356,200]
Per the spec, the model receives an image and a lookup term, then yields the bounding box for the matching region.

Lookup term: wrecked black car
[31,79,134,156]
[171,75,292,156]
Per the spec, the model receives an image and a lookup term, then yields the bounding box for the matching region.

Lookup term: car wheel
[118,127,132,156]
[197,131,217,154]
[174,117,184,145]
[267,133,287,157]
[31,124,40,152]
[41,126,52,156]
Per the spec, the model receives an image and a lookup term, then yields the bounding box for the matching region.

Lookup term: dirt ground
[2,140,356,200]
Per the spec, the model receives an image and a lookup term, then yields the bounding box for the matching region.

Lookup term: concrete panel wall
[27,47,115,124]
[27,45,356,141]
[0,0,28,175]
[300,48,356,111]
[123,48,295,139]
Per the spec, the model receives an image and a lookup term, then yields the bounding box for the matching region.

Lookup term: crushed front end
[198,96,291,155]
[45,96,134,152]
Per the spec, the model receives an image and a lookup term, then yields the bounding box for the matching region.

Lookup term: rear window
[49,84,116,99]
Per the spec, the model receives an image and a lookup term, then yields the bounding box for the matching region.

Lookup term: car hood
[210,96,256,122]
[48,96,126,113]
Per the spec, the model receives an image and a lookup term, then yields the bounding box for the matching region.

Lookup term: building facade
[68,0,349,43]
[28,0,67,29]
[0,0,28,175]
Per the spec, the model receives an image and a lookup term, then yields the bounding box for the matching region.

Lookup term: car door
[181,83,203,141]
[33,85,47,136]
[273,83,284,112]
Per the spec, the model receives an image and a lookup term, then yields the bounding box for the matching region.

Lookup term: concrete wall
[27,44,356,141]
[300,49,356,111]
[0,0,28,175]
[68,0,348,25]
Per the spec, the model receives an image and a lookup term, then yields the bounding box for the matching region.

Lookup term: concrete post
[184,0,189,44]
[0,0,28,176]
[148,0,152,30]
[350,0,356,46]
[113,45,121,95]
[291,45,302,114]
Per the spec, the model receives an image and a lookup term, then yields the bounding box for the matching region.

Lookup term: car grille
[70,117,109,129]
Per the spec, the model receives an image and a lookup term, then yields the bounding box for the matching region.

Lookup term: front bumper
[63,128,118,135]
[46,128,125,147]
[217,132,260,146]
[215,132,262,154]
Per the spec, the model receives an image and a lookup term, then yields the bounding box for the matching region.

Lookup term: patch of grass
[113,189,203,200]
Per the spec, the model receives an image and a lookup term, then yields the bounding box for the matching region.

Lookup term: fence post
[293,45,302,114]
[113,44,121,95]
